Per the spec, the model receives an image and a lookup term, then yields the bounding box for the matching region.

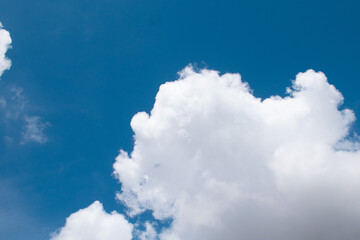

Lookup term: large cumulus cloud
[54,66,360,239]
[112,66,360,240]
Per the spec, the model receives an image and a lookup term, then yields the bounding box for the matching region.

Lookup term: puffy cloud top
[113,66,360,240]
[51,201,133,240]
[0,22,11,77]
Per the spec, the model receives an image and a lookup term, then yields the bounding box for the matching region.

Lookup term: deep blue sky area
[0,0,359,239]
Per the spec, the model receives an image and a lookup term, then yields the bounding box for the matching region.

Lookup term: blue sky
[0,0,360,239]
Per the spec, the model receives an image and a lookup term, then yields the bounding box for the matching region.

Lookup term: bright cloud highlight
[0,22,12,77]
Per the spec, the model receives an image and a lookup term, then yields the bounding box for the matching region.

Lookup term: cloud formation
[113,66,360,240]
[55,66,360,240]
[0,22,49,144]
[51,201,133,240]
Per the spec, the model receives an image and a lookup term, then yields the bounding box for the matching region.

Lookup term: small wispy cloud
[10,87,27,110]
[3,86,26,120]
[21,115,50,144]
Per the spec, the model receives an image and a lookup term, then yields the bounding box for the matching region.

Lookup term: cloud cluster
[0,22,49,144]
[56,66,360,240]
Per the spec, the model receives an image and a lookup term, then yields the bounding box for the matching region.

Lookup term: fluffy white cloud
[113,66,360,240]
[0,22,11,77]
[51,201,133,240]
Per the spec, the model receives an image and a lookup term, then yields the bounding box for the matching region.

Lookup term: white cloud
[22,115,50,144]
[0,22,49,145]
[112,66,360,240]
[51,201,133,240]
[54,66,360,240]
[0,22,11,78]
